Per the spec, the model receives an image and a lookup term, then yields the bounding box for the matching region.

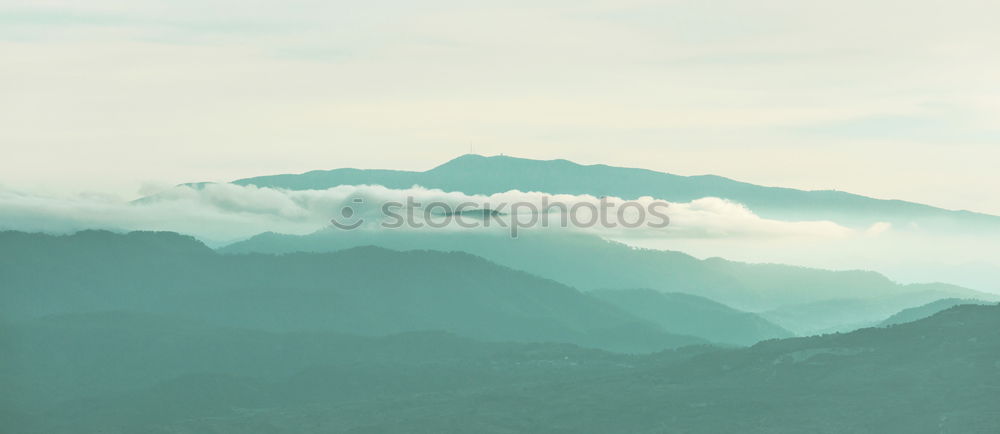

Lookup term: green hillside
[5,302,998,433]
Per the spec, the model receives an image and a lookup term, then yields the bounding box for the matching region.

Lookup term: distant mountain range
[221,228,993,334]
[879,298,992,327]
[7,154,997,433]
[218,154,1000,230]
[589,289,793,345]
[5,229,997,433]
[4,230,778,352]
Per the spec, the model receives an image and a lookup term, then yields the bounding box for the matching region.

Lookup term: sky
[2,0,999,214]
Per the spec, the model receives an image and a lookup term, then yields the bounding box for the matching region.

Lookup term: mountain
[221,229,992,333]
[222,154,1000,230]
[762,295,996,336]
[364,303,1000,433]
[8,301,999,433]
[0,230,705,353]
[589,289,793,345]
[879,298,992,327]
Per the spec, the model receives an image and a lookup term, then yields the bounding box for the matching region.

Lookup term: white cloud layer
[5,183,999,295]
[0,183,854,244]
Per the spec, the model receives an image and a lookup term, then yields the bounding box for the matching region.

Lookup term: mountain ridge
[220,154,1000,230]
[0,230,708,353]
[221,228,995,325]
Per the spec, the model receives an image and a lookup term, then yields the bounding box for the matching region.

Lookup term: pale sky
[2,0,999,214]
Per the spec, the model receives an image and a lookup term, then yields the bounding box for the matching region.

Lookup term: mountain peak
[430,153,582,173]
[227,153,1000,231]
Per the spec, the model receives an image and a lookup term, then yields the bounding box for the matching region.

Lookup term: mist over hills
[6,155,999,433]
[0,230,712,353]
[590,289,793,345]
[3,229,998,433]
[222,229,991,334]
[879,298,993,327]
[227,154,1000,230]
[5,0,999,428]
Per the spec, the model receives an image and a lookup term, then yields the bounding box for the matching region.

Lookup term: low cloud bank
[0,183,856,244]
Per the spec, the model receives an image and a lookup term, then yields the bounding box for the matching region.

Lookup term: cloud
[0,183,855,245]
[865,222,892,236]
[9,184,1000,295]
